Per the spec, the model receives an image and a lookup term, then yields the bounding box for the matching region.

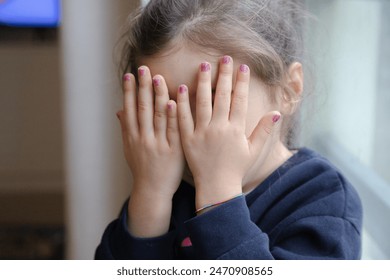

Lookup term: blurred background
[0,0,388,259]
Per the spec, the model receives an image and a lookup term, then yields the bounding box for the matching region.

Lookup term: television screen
[0,0,61,27]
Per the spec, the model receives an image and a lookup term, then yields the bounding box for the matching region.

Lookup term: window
[302,0,390,259]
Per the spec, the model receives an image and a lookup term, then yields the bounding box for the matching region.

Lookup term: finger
[212,56,233,122]
[137,66,154,136]
[122,73,138,136]
[117,110,130,149]
[177,84,194,139]
[116,110,125,133]
[249,111,281,154]
[153,75,169,140]
[195,62,212,129]
[166,100,181,147]
[230,64,250,128]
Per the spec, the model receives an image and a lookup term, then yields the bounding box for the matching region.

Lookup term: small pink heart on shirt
[180,237,192,247]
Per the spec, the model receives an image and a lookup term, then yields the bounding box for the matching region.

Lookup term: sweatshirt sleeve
[185,196,275,259]
[185,177,362,260]
[95,201,176,260]
[269,215,361,259]
[270,173,362,260]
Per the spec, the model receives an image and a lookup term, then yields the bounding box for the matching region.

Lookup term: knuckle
[215,87,230,97]
[166,123,177,134]
[218,65,232,75]
[231,125,243,136]
[154,109,166,119]
[137,101,149,112]
[198,74,210,83]
[197,98,211,108]
[209,123,226,135]
[140,136,154,150]
[167,111,177,120]
[263,125,272,135]
[233,91,247,103]
[120,121,129,133]
[123,132,136,147]
[154,87,166,97]
[154,89,164,97]
[179,113,189,123]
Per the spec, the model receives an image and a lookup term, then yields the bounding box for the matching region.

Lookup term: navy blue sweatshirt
[95,148,362,259]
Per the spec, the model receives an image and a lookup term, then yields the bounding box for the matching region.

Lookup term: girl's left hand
[177,56,280,211]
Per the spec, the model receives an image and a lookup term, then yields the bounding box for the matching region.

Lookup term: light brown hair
[119,0,307,147]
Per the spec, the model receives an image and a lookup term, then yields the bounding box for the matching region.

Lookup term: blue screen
[0,0,61,27]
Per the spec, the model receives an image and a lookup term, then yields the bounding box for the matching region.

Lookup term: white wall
[61,0,139,259]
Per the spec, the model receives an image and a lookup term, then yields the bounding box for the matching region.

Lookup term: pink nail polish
[123,74,131,81]
[272,114,281,123]
[167,102,173,110]
[240,64,249,73]
[153,77,160,87]
[138,67,145,76]
[201,62,210,72]
[222,56,231,64]
[179,85,187,94]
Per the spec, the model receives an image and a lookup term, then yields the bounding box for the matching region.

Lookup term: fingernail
[272,114,281,123]
[153,77,160,87]
[138,67,145,76]
[201,62,210,72]
[167,102,173,110]
[123,74,131,81]
[179,85,187,94]
[240,64,249,73]
[222,56,231,64]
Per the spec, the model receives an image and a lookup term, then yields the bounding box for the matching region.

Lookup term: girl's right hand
[117,66,185,237]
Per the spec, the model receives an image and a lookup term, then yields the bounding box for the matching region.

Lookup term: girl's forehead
[139,47,220,95]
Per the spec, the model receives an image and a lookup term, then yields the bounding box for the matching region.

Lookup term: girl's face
[140,46,279,137]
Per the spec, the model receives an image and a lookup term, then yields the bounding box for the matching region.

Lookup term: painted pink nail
[123,74,131,81]
[179,85,187,94]
[222,56,231,64]
[272,114,281,123]
[240,64,249,73]
[138,67,145,76]
[153,77,160,87]
[167,102,173,110]
[201,62,210,72]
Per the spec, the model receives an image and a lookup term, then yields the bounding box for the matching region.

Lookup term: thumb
[248,111,281,153]
[116,110,126,133]
[116,110,131,154]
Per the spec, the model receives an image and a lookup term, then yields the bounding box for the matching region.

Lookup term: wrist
[194,178,242,211]
[127,188,173,238]
[132,179,177,200]
[195,193,244,215]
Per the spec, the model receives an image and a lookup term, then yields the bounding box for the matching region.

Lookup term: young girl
[95,0,362,259]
